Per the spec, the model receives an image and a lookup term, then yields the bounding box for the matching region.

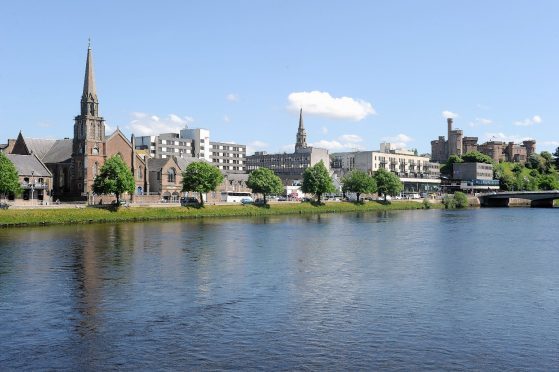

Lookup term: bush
[443,192,468,209]
[453,192,468,208]
[442,195,456,209]
[422,198,431,209]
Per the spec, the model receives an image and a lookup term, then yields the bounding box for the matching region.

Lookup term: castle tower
[295,108,307,152]
[72,42,106,195]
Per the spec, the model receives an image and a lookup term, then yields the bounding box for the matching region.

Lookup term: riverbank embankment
[0,200,441,228]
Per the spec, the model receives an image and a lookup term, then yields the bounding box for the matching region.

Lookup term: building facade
[136,129,247,174]
[448,162,499,192]
[331,144,441,193]
[245,109,330,184]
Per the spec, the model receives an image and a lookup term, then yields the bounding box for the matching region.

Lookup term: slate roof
[6,154,52,177]
[43,139,73,164]
[175,156,210,171]
[147,158,171,171]
[23,138,57,160]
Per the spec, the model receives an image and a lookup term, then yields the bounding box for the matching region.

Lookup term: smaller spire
[299,108,304,129]
[88,37,91,49]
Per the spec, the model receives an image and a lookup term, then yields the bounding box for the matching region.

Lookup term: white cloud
[381,133,414,149]
[514,115,542,126]
[246,140,269,155]
[442,110,458,119]
[223,115,231,123]
[310,134,365,151]
[542,140,559,147]
[287,91,376,121]
[104,122,115,134]
[226,93,240,102]
[280,144,295,153]
[339,134,363,143]
[469,117,493,127]
[128,112,194,136]
[483,132,534,143]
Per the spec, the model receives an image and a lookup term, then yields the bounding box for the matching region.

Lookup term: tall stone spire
[81,42,99,117]
[295,108,307,152]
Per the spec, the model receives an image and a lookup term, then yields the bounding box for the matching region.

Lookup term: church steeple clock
[72,41,106,195]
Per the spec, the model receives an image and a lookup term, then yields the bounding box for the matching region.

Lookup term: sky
[1,1,558,155]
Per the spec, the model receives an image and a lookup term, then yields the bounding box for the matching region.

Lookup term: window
[137,166,142,180]
[168,168,176,183]
[92,146,99,155]
[93,162,98,177]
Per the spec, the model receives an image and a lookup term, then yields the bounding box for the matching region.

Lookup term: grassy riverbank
[0,201,441,228]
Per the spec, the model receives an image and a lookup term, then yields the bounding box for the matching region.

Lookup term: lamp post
[31,170,35,205]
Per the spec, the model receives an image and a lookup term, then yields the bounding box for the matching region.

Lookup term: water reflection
[0,209,558,369]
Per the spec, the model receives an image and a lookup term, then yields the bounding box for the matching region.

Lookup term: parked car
[241,197,254,205]
[277,196,287,202]
[180,197,199,206]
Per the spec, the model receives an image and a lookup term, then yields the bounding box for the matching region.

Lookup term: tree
[537,173,559,190]
[461,151,494,164]
[181,161,224,206]
[246,167,284,203]
[301,160,335,204]
[341,170,377,202]
[526,153,546,173]
[373,168,403,201]
[0,152,21,200]
[92,154,135,205]
[441,154,463,175]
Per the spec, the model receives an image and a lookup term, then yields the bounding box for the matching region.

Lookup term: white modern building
[331,143,441,194]
[135,128,246,174]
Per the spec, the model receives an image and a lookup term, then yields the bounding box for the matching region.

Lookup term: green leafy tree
[341,170,377,202]
[301,160,335,204]
[526,153,546,173]
[373,168,403,201]
[461,151,494,164]
[537,173,559,190]
[453,191,469,208]
[181,161,224,206]
[0,152,21,200]
[92,154,135,205]
[441,154,463,175]
[540,151,554,173]
[246,167,284,203]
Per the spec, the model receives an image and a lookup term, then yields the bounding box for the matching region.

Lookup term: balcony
[21,182,49,190]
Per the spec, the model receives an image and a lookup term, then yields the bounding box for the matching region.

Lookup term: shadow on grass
[183,203,204,209]
[309,201,325,207]
[253,203,271,209]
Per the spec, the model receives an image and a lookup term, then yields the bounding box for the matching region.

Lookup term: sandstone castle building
[431,118,536,164]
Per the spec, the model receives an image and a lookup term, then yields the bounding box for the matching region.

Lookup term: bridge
[478,191,559,208]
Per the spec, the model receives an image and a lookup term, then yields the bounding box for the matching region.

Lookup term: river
[0,209,558,370]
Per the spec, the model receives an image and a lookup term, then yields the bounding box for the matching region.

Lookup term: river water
[0,209,558,370]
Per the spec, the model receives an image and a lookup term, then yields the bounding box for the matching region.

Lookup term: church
[11,44,146,201]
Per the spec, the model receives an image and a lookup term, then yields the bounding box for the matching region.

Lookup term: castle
[431,118,536,164]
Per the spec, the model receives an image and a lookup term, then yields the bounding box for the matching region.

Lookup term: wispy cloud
[514,115,542,126]
[287,91,376,121]
[469,118,493,127]
[310,134,365,151]
[321,126,329,135]
[381,133,414,149]
[246,140,269,155]
[128,112,193,136]
[442,110,458,119]
[484,132,533,143]
[223,115,231,123]
[226,93,240,102]
[105,122,115,134]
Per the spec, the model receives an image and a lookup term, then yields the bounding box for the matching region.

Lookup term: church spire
[81,42,98,116]
[295,108,307,152]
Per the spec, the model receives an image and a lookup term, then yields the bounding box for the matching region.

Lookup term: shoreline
[0,201,441,228]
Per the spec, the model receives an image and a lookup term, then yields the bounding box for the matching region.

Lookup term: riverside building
[331,143,441,194]
[245,109,330,185]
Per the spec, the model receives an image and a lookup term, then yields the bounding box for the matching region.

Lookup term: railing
[21,182,49,190]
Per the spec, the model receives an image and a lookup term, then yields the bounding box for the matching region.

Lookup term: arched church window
[93,162,98,177]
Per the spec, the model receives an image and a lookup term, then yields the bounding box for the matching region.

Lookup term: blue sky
[1,1,558,155]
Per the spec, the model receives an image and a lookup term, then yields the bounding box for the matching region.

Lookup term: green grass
[0,201,442,228]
